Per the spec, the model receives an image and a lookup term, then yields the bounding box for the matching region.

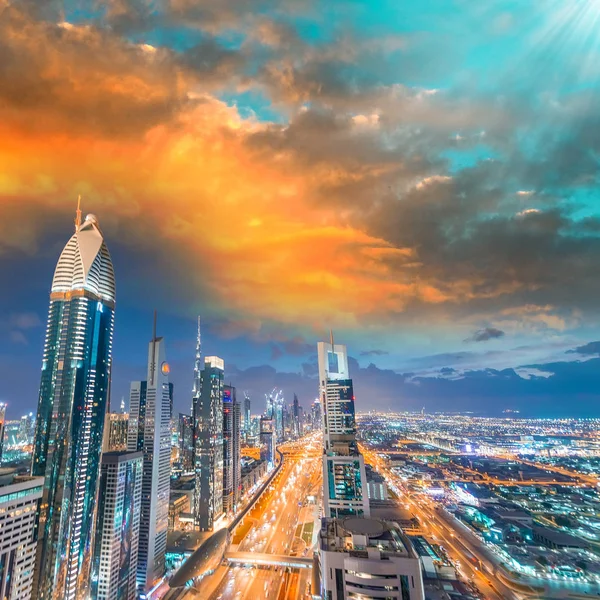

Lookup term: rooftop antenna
[329,329,335,351]
[75,195,82,231]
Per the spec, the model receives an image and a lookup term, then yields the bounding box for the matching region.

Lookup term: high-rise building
[242,392,251,436]
[223,385,241,513]
[193,356,224,531]
[91,451,143,600]
[31,209,116,600]
[311,399,322,431]
[178,413,194,472]
[18,412,34,446]
[0,403,6,463]
[191,317,202,421]
[259,416,275,466]
[292,394,301,438]
[0,470,43,600]
[128,323,171,594]
[318,337,369,519]
[106,411,129,451]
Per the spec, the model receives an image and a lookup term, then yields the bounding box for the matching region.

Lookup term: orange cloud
[0,4,529,336]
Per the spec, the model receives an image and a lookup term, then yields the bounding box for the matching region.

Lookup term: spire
[150,310,157,385]
[75,195,82,232]
[329,329,335,350]
[192,316,202,397]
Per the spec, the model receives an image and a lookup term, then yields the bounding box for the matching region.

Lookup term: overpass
[225,551,313,569]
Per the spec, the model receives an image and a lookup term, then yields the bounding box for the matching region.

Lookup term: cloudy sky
[2,0,600,417]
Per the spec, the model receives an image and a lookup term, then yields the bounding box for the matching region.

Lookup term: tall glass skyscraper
[193,356,224,531]
[317,337,370,519]
[31,210,116,600]
[127,328,171,595]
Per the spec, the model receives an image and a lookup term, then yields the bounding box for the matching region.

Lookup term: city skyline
[3,1,600,417]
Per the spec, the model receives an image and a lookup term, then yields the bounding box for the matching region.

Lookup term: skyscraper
[193,356,225,531]
[128,320,171,594]
[318,337,369,519]
[91,451,143,600]
[191,316,202,419]
[292,394,300,438]
[242,392,251,436]
[178,413,194,472]
[31,209,116,600]
[223,385,241,513]
[18,412,34,445]
[0,402,6,463]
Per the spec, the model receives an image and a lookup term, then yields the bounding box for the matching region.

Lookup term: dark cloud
[360,349,389,356]
[567,341,600,356]
[465,327,505,343]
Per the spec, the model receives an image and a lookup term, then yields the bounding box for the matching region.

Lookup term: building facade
[0,403,6,463]
[106,412,129,451]
[0,471,43,600]
[31,211,116,600]
[320,517,425,600]
[259,416,275,466]
[317,339,369,519]
[91,451,143,600]
[193,356,224,531]
[222,385,241,513]
[128,333,171,594]
[178,413,194,472]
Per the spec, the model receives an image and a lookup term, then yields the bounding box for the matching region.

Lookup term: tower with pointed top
[127,315,171,595]
[32,207,116,600]
[191,316,202,415]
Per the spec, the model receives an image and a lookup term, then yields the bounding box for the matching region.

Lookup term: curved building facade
[32,212,116,600]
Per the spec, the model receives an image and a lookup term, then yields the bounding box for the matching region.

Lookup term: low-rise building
[319,516,425,600]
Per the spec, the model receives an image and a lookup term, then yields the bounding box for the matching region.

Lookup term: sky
[2,0,600,418]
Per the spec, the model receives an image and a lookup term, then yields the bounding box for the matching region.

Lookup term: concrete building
[91,451,143,600]
[193,356,224,531]
[319,516,425,600]
[366,464,389,501]
[128,326,171,595]
[0,469,43,600]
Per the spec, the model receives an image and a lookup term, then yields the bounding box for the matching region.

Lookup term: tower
[127,315,171,594]
[222,385,241,513]
[317,337,369,519]
[193,356,224,531]
[91,451,143,600]
[31,208,116,600]
[191,316,202,417]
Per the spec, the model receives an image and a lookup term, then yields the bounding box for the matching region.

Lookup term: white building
[92,451,143,600]
[319,516,425,600]
[128,331,171,594]
[0,470,43,600]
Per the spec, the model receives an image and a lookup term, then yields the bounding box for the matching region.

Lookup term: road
[209,434,322,600]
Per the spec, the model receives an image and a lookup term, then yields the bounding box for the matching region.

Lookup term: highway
[209,434,322,600]
[360,444,524,600]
